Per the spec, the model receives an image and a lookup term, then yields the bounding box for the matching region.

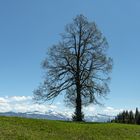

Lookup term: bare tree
[34,15,113,121]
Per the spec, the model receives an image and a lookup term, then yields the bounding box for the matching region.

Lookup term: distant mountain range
[0,111,115,122]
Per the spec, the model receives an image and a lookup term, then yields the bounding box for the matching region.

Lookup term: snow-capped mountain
[85,114,115,122]
[0,111,69,121]
[0,111,115,122]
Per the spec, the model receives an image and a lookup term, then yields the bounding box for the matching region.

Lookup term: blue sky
[0,0,140,113]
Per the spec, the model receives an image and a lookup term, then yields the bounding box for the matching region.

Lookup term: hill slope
[0,116,140,140]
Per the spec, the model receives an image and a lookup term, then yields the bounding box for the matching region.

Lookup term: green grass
[0,116,140,140]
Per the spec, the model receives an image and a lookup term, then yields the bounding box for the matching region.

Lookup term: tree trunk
[73,75,83,121]
[73,26,84,121]
[75,85,83,121]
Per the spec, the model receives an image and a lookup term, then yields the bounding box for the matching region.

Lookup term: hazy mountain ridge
[0,111,115,122]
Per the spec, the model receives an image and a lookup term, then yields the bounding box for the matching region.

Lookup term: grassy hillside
[0,116,140,140]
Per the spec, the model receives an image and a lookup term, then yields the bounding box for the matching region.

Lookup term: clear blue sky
[0,0,140,110]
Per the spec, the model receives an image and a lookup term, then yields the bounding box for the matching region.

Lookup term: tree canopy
[34,15,113,121]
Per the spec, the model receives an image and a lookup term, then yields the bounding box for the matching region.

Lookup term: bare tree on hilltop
[33,15,113,121]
